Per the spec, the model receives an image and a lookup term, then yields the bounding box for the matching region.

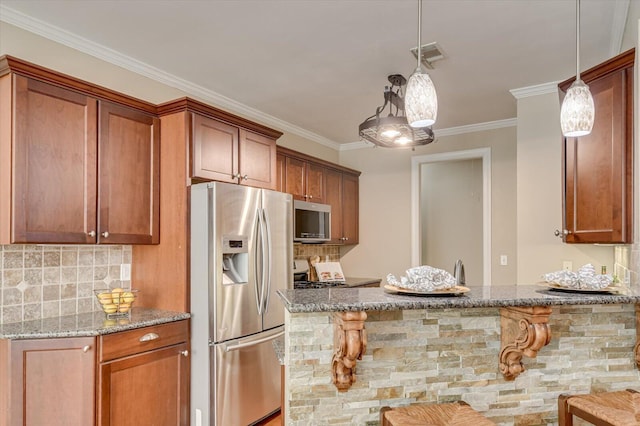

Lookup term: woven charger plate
[384,284,469,296]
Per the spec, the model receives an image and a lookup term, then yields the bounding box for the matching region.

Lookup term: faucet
[453,259,465,285]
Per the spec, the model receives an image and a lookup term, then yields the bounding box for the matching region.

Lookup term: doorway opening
[411,148,492,286]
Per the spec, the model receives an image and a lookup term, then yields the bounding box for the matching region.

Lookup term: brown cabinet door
[285,156,307,200]
[98,101,160,244]
[563,63,632,243]
[239,129,276,189]
[276,153,286,192]
[6,337,95,426]
[342,173,359,244]
[98,342,189,426]
[11,75,98,243]
[324,168,343,243]
[306,162,325,203]
[192,113,239,183]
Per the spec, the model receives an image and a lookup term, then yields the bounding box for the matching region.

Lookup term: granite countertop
[277,284,640,313]
[0,308,191,339]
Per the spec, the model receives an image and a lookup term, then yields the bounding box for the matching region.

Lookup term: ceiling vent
[410,42,446,69]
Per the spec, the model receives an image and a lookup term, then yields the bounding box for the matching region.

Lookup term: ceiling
[1,0,637,149]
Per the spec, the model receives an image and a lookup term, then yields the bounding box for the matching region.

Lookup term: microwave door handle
[261,208,272,313]
[253,210,263,315]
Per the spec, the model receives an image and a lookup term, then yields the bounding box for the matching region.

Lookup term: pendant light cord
[576,0,580,79]
[416,0,422,70]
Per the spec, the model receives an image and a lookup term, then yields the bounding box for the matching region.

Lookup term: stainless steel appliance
[190,182,293,426]
[293,200,331,243]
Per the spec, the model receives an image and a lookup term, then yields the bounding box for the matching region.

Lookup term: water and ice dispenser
[221,236,248,284]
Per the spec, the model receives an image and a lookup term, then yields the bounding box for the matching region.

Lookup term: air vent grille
[410,42,446,69]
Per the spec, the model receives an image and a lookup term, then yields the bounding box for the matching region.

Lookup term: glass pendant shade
[560,78,594,137]
[405,68,438,128]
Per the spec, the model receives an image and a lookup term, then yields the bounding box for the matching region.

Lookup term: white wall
[515,91,613,283]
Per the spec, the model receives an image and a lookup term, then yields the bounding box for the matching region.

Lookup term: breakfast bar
[277,285,640,425]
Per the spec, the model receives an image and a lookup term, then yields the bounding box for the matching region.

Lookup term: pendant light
[405,0,438,128]
[560,0,594,137]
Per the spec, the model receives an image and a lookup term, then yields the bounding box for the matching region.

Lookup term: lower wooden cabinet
[97,321,189,426]
[0,336,96,426]
[0,320,189,426]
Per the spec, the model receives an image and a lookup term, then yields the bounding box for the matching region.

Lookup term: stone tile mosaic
[0,245,131,323]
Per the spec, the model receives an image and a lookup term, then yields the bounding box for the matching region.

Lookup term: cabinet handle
[554,229,571,238]
[82,345,91,353]
[139,332,159,342]
[88,230,96,238]
[242,174,248,181]
[180,350,189,357]
[308,195,313,199]
[101,231,109,238]
[232,173,241,179]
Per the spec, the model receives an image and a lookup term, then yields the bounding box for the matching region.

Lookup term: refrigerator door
[212,327,283,426]
[261,189,293,331]
[211,182,263,343]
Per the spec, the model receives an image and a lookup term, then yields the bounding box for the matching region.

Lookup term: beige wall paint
[339,127,517,285]
[421,159,483,284]
[515,91,613,283]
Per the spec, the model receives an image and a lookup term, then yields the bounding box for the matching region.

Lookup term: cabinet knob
[554,229,571,238]
[88,230,96,238]
[308,195,313,199]
[242,174,248,181]
[101,231,109,238]
[82,345,91,353]
[180,350,189,357]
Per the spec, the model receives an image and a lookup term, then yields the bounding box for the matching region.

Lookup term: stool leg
[558,394,573,426]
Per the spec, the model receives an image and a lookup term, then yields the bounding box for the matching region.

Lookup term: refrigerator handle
[261,208,272,313]
[254,209,263,315]
[223,330,284,352]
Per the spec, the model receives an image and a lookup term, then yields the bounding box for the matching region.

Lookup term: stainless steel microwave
[293,200,331,243]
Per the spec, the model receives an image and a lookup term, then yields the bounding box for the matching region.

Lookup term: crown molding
[0,5,341,151]
[509,82,560,99]
[340,118,517,151]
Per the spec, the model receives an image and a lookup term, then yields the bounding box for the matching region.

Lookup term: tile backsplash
[1,245,131,324]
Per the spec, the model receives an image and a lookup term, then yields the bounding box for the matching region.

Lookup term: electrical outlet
[562,261,572,272]
[500,255,508,266]
[120,264,131,281]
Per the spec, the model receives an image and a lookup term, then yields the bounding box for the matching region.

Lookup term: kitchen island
[277,285,640,425]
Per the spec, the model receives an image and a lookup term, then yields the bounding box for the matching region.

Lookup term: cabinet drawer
[99,320,188,362]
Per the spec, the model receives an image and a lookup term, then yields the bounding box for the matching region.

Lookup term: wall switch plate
[500,255,508,266]
[120,264,131,281]
[562,261,572,272]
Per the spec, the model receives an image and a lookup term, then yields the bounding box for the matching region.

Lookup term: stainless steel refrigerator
[190,181,292,426]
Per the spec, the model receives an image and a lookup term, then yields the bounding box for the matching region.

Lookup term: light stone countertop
[277,284,640,313]
[0,308,191,339]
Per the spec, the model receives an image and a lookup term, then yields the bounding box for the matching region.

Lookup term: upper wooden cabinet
[558,48,634,244]
[188,99,280,189]
[0,56,160,245]
[277,147,360,245]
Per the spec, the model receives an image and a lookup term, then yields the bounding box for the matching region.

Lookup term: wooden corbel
[332,311,367,392]
[499,306,552,380]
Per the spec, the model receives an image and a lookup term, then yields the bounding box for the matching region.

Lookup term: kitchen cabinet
[278,147,360,245]
[324,168,359,244]
[0,56,160,245]
[0,336,96,426]
[558,48,634,244]
[133,98,282,311]
[191,105,279,189]
[98,321,189,425]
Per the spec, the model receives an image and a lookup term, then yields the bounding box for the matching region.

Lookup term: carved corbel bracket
[331,311,367,392]
[499,306,552,380]
[634,305,640,368]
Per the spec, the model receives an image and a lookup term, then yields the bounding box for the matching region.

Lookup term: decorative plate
[538,282,623,294]
[383,284,469,296]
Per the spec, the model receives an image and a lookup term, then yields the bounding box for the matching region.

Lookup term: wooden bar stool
[558,389,640,425]
[380,401,495,425]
